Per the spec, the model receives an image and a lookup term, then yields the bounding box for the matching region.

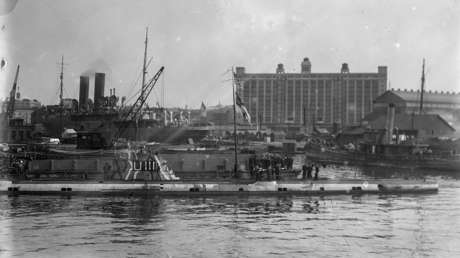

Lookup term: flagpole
[232,68,238,179]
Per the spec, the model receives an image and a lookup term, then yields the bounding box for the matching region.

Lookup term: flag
[235,92,251,123]
[200,101,207,117]
[1,58,6,70]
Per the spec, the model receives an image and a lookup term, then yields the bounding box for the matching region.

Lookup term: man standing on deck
[307,164,313,179]
[314,165,319,180]
[302,164,308,179]
[274,163,281,180]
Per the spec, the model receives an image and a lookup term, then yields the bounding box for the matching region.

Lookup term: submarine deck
[0,179,438,196]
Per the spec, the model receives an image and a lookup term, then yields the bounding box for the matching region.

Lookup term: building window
[201,159,206,170]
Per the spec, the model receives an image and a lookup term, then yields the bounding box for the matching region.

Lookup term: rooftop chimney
[301,57,311,73]
[235,67,246,75]
[276,63,285,74]
[341,63,350,73]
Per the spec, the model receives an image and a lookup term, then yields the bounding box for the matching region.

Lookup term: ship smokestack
[79,76,90,112]
[384,103,396,144]
[94,72,105,111]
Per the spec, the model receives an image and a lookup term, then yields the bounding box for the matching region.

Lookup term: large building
[373,89,460,128]
[235,58,388,129]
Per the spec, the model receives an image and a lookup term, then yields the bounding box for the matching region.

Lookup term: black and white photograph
[0,0,459,257]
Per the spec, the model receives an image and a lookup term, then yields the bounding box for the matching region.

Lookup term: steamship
[28,29,209,146]
[63,72,210,147]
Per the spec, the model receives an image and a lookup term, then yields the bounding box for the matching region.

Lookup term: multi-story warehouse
[235,58,387,129]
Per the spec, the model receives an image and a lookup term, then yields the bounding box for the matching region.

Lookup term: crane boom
[7,65,20,120]
[116,66,164,139]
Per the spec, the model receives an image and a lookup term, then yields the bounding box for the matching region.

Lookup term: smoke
[0,0,18,16]
[81,58,112,77]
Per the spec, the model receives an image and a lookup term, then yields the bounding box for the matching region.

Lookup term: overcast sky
[0,0,459,108]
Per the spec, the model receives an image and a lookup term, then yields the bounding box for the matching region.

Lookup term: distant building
[6,118,35,142]
[0,98,41,125]
[235,58,387,129]
[206,105,233,126]
[373,89,460,127]
[364,113,455,139]
[191,104,250,126]
[0,98,41,142]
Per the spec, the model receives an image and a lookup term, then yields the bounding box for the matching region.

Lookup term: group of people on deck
[248,154,322,181]
[248,154,294,181]
[301,163,321,180]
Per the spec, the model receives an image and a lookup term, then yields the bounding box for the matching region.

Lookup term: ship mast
[232,68,238,178]
[419,58,425,114]
[59,55,64,136]
[141,27,148,105]
[136,27,149,141]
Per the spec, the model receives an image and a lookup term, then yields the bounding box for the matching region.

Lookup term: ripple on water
[0,168,459,257]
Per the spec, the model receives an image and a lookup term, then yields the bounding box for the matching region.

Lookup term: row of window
[10,130,32,141]
[240,78,384,125]
[241,73,385,79]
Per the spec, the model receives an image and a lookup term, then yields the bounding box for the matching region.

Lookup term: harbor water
[0,166,459,258]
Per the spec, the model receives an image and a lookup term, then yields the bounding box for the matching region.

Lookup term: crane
[6,65,20,121]
[116,66,164,139]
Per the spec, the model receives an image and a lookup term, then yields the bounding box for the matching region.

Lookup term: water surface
[0,166,459,258]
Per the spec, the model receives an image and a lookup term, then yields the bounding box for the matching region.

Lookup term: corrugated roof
[368,113,455,132]
[391,89,460,104]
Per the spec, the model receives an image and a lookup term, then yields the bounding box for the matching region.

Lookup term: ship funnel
[94,73,105,111]
[384,103,396,144]
[79,76,90,112]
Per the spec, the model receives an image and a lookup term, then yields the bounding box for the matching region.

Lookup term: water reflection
[316,163,460,181]
[351,165,460,180]
[129,197,162,224]
[7,195,72,218]
[0,165,459,257]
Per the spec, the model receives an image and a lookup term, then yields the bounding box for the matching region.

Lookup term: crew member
[314,165,319,180]
[274,163,281,180]
[307,164,313,179]
[302,164,308,179]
